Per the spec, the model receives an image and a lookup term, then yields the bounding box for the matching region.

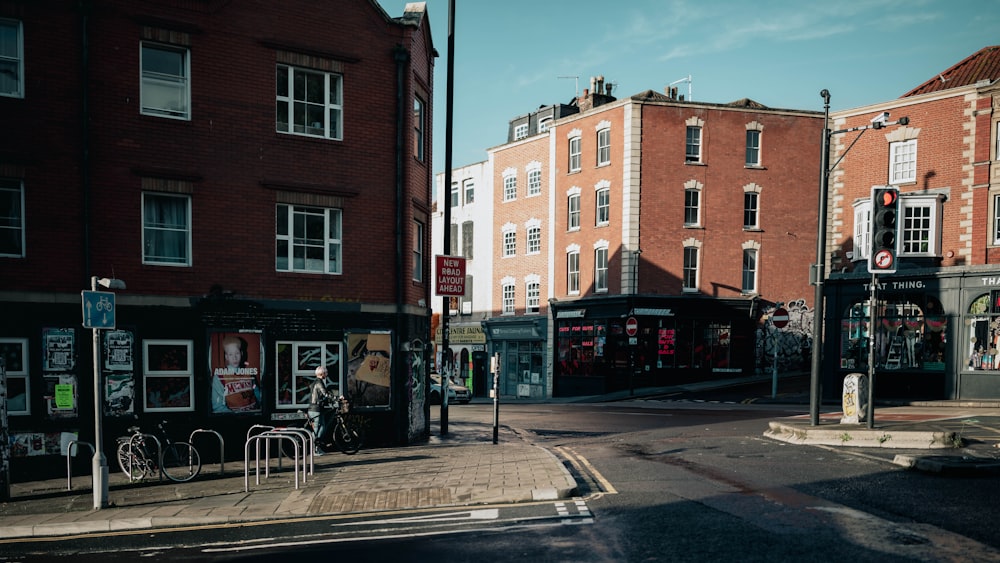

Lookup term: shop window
[276,341,342,409]
[143,340,194,412]
[965,292,1000,370]
[0,338,29,415]
[838,297,946,372]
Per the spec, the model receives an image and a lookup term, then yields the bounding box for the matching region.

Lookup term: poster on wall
[345,331,391,410]
[9,431,78,457]
[42,328,75,372]
[103,329,135,416]
[209,331,262,414]
[43,373,78,418]
[42,328,77,419]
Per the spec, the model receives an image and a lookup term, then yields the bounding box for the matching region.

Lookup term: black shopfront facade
[822,265,1000,401]
[549,295,759,397]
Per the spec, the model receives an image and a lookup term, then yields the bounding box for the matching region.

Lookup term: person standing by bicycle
[308,366,334,456]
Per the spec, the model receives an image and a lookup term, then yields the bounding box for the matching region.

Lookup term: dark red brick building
[0,0,436,480]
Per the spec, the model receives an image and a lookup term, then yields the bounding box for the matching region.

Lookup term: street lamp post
[809,90,908,426]
[89,276,124,509]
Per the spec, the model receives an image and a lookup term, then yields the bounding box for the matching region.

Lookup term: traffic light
[869,186,900,274]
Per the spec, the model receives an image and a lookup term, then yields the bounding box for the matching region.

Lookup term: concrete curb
[764,421,958,449]
[893,454,1000,476]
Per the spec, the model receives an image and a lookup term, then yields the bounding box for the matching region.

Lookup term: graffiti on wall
[756,298,813,374]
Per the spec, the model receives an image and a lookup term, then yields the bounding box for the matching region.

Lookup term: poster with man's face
[210,331,262,414]
[345,332,391,410]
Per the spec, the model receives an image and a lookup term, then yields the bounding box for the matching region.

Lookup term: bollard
[840,372,868,424]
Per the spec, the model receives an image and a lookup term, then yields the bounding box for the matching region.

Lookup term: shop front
[434,322,488,397]
[549,295,758,397]
[481,317,548,399]
[824,265,1000,401]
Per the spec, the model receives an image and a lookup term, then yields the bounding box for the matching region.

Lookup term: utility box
[840,372,868,424]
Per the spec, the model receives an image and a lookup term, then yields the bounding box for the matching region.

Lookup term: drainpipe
[80,0,92,282]
[394,44,410,443]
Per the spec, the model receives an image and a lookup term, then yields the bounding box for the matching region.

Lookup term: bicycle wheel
[116,441,147,480]
[278,420,316,458]
[160,442,201,482]
[332,419,361,455]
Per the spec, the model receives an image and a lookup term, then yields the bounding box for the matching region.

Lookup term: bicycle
[281,395,363,456]
[115,420,202,482]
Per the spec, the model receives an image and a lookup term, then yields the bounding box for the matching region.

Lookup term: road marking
[555,446,618,495]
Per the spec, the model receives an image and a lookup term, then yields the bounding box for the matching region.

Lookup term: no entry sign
[625,316,638,336]
[772,307,789,329]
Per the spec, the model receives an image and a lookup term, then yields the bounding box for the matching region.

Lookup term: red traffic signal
[869,186,900,274]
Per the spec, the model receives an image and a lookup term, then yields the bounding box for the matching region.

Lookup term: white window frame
[569,135,582,172]
[450,181,460,208]
[526,221,541,255]
[1,338,30,415]
[889,139,917,185]
[276,203,342,274]
[142,192,192,266]
[744,190,759,229]
[0,19,24,98]
[742,246,758,294]
[503,169,517,202]
[596,183,610,226]
[463,179,475,205]
[526,276,540,314]
[140,42,190,119]
[568,189,581,231]
[745,129,761,167]
[276,341,342,409]
[0,177,25,257]
[502,281,516,315]
[686,126,702,162]
[514,123,528,140]
[567,247,580,294]
[413,96,425,161]
[594,244,608,293]
[597,127,611,166]
[993,193,1000,245]
[853,194,942,260]
[538,117,553,133]
[684,188,700,226]
[276,64,343,140]
[502,226,516,257]
[143,339,194,413]
[527,163,542,196]
[683,245,699,292]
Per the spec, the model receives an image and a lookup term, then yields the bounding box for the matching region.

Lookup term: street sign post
[82,290,116,329]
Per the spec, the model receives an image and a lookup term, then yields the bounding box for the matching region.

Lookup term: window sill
[683,225,703,230]
[685,161,707,166]
[744,165,766,171]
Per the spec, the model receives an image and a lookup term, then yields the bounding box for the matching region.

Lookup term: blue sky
[377,0,999,176]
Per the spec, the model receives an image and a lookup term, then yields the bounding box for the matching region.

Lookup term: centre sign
[435,255,466,297]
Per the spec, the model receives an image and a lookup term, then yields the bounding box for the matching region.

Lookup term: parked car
[430,373,471,404]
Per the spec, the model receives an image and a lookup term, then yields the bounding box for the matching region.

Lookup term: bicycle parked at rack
[281,395,363,456]
[116,420,202,483]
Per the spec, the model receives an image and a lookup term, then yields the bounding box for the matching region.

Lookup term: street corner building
[0,0,437,482]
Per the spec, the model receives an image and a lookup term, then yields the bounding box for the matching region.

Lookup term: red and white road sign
[435,255,466,296]
[625,316,638,336]
[772,307,789,329]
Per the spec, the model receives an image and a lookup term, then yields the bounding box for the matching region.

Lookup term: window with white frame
[853,194,942,260]
[462,221,474,259]
[527,162,542,196]
[276,64,343,140]
[996,122,1000,161]
[464,179,475,204]
[683,243,699,291]
[596,182,610,226]
[526,276,540,314]
[0,338,30,415]
[526,221,541,255]
[412,220,424,282]
[276,203,342,274]
[502,280,516,314]
[993,193,1000,245]
[686,126,702,162]
[742,245,758,294]
[567,247,580,294]
[568,189,581,231]
[569,135,582,172]
[276,341,341,408]
[594,244,608,292]
[0,19,23,98]
[744,189,759,229]
[143,340,194,412]
[0,177,24,257]
[143,192,191,266]
[889,139,917,184]
[141,42,190,119]
[503,169,517,201]
[597,126,611,166]
[684,188,700,226]
[413,96,425,161]
[538,117,552,133]
[450,181,460,208]
[745,128,762,166]
[502,225,516,257]
[514,123,528,140]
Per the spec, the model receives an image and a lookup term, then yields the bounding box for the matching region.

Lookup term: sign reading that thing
[436,255,466,296]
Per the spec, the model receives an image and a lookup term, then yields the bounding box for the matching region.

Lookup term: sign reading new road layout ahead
[82,290,116,329]
[436,255,466,296]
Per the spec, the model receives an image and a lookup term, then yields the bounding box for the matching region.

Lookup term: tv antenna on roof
[558,75,579,97]
[669,74,692,100]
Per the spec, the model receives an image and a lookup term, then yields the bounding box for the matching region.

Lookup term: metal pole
[91,276,108,509]
[867,274,878,429]
[809,90,831,426]
[440,0,456,436]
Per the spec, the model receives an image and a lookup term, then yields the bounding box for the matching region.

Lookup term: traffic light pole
[867,273,879,429]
